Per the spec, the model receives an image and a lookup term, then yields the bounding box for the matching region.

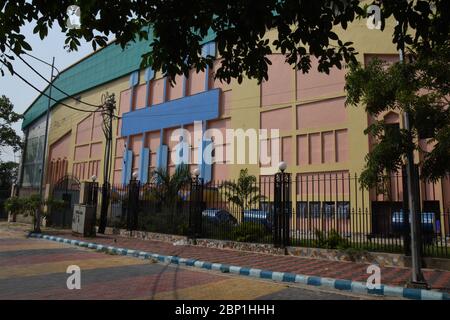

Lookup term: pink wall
[149,153,158,172]
[164,127,180,150]
[90,142,103,158]
[260,107,292,131]
[297,135,308,166]
[372,170,404,202]
[261,54,292,106]
[443,176,450,212]
[296,171,350,197]
[92,113,103,141]
[75,115,92,145]
[297,57,346,100]
[50,132,71,161]
[48,133,71,185]
[130,135,143,156]
[74,145,90,161]
[335,129,349,163]
[322,131,334,163]
[135,84,147,110]
[119,89,132,116]
[76,113,102,145]
[213,163,228,181]
[47,159,68,185]
[167,75,184,101]
[145,131,161,152]
[296,129,348,165]
[187,69,206,96]
[384,111,399,124]
[118,89,132,136]
[297,97,347,129]
[113,137,127,184]
[145,131,161,173]
[73,160,100,182]
[282,137,292,165]
[151,78,165,105]
[206,119,230,140]
[129,135,142,174]
[309,133,321,165]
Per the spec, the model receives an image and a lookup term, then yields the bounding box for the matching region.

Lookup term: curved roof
[22,38,152,129]
[22,29,216,129]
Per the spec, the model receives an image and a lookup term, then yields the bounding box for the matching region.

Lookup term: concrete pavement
[0,224,373,300]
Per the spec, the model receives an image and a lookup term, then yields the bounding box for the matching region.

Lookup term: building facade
[19,16,450,223]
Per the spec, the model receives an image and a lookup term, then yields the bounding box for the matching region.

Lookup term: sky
[0,21,111,163]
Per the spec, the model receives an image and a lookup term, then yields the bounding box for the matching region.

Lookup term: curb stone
[29,233,449,300]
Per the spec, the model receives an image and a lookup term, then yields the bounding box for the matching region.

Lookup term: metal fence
[107,181,192,236]
[102,172,450,258]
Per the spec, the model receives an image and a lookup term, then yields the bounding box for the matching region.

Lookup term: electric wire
[0,59,104,114]
[16,52,101,109]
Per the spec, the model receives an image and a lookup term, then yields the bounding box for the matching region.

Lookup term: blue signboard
[121,89,220,136]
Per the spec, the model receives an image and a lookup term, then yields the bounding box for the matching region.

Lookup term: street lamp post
[189,167,202,238]
[398,49,428,289]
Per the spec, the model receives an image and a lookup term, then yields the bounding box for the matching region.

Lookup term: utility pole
[36,56,55,233]
[399,48,428,289]
[98,92,115,234]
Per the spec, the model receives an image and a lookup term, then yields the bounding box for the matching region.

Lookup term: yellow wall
[48,14,399,191]
[48,75,129,185]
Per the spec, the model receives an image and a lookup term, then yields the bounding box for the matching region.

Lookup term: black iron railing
[99,173,450,258]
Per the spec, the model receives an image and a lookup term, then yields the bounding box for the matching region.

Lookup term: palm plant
[221,169,264,223]
[150,164,192,209]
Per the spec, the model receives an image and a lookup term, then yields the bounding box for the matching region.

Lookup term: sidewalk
[36,228,450,293]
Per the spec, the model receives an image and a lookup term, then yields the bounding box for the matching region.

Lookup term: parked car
[202,208,237,224]
[243,209,273,230]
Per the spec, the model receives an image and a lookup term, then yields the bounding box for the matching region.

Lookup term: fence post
[189,175,204,239]
[402,166,412,256]
[98,181,110,234]
[274,164,291,248]
[127,176,140,232]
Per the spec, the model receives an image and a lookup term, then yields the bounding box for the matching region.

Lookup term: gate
[50,175,80,228]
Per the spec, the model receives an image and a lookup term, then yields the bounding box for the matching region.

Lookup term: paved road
[0,225,376,300]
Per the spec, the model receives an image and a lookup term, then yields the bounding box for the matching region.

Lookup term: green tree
[0,161,18,190]
[0,95,22,156]
[1,1,449,84]
[345,42,450,188]
[3,196,22,222]
[221,169,263,223]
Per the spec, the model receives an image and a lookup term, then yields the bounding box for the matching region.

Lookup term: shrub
[315,229,350,249]
[4,196,24,221]
[4,194,66,225]
[232,222,270,243]
[4,196,22,213]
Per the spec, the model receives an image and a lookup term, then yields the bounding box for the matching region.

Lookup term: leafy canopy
[0,95,22,156]
[0,161,18,189]
[1,1,449,84]
[345,42,450,188]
